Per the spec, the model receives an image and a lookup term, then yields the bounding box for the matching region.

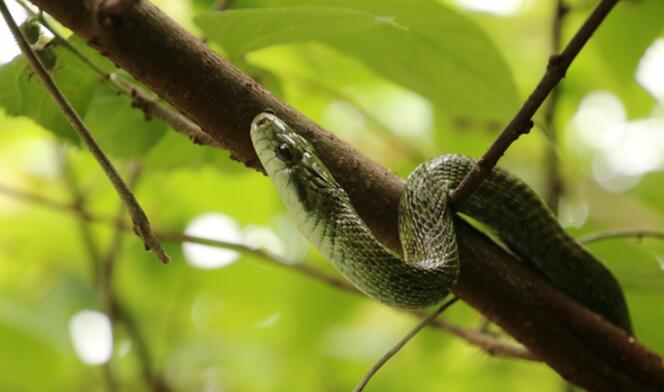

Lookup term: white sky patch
[69,310,113,365]
[573,91,626,150]
[570,90,664,191]
[636,39,664,103]
[603,118,664,177]
[591,156,640,193]
[0,0,28,65]
[183,213,242,269]
[453,0,524,16]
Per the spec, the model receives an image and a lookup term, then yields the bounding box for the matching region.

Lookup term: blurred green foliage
[0,0,663,391]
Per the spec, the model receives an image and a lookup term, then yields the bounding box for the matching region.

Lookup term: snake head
[250,112,340,212]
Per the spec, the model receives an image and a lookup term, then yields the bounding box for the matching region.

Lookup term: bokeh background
[0,0,663,390]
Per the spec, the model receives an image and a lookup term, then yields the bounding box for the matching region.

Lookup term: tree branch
[449,0,618,206]
[0,0,169,263]
[579,229,664,244]
[54,152,169,390]
[0,182,531,361]
[354,297,460,392]
[56,145,102,280]
[542,0,569,212]
[23,0,664,389]
[57,147,119,392]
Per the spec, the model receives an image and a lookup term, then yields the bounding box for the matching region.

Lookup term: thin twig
[0,183,534,361]
[101,364,117,392]
[56,147,119,392]
[57,149,121,391]
[99,163,142,306]
[56,151,167,390]
[578,229,664,245]
[106,192,172,392]
[353,297,460,392]
[15,0,219,147]
[56,145,102,281]
[112,299,171,391]
[0,0,169,263]
[542,0,569,212]
[449,0,619,207]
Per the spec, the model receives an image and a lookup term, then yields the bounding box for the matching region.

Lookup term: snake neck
[289,181,457,309]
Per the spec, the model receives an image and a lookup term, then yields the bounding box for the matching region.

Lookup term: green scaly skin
[250,113,632,333]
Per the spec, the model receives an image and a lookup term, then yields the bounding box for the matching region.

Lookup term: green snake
[250,112,632,333]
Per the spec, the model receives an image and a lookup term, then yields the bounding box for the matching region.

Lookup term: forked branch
[449,0,619,206]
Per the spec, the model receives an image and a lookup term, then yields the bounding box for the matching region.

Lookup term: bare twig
[353,297,460,392]
[56,147,119,392]
[112,297,171,391]
[56,145,102,280]
[0,183,533,361]
[14,0,218,148]
[99,163,142,304]
[55,151,167,390]
[578,229,664,245]
[0,0,169,263]
[101,365,117,392]
[449,0,619,207]
[542,0,569,212]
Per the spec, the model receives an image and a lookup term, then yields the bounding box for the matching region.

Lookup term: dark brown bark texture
[31,1,664,390]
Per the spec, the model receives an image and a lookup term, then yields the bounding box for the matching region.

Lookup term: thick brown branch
[449,0,618,206]
[25,1,664,389]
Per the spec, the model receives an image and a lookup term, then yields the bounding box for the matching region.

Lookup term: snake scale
[250,112,632,333]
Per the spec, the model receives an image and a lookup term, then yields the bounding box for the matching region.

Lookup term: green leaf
[195,0,519,121]
[83,87,166,158]
[143,131,241,172]
[197,7,399,57]
[0,38,166,158]
[0,42,98,142]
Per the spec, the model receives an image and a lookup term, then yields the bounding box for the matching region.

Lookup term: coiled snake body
[250,113,631,333]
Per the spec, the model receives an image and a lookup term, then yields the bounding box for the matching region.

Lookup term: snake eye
[275,143,294,162]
